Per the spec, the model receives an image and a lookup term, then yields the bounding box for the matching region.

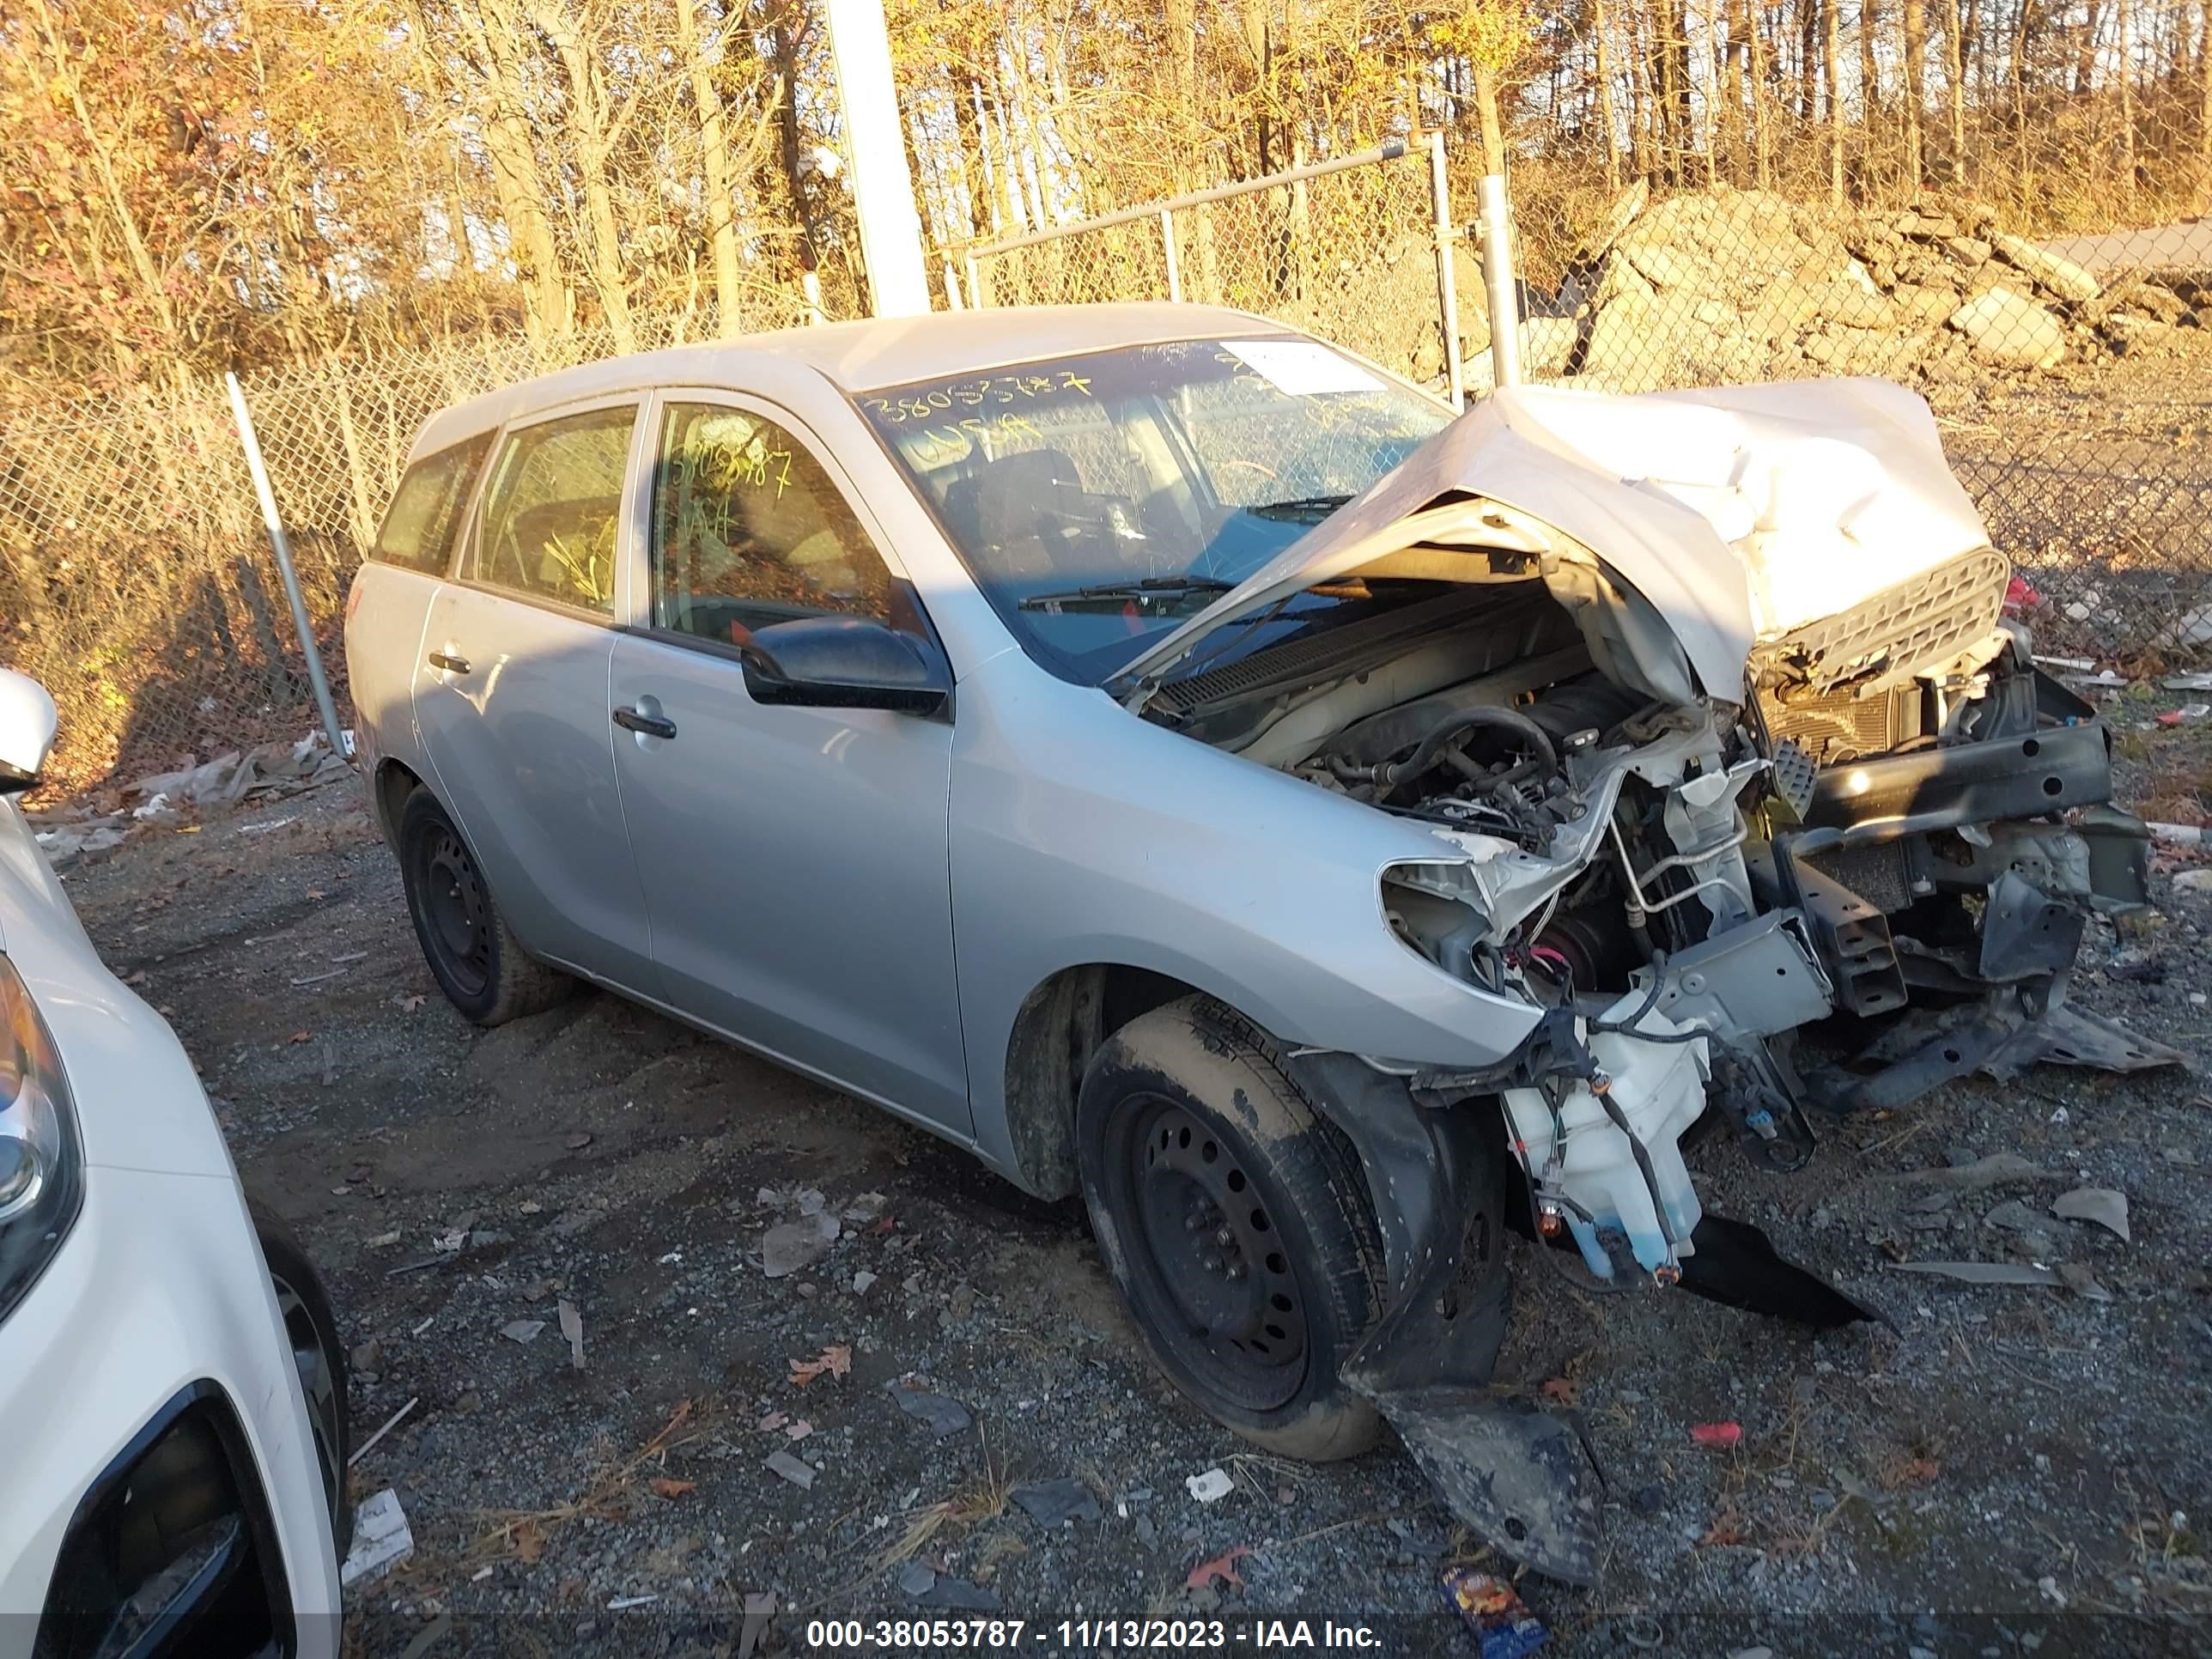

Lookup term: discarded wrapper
[339,1488,413,1587]
[1440,1566,1549,1659]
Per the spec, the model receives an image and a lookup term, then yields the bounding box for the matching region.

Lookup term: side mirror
[740,617,951,716]
[0,670,58,796]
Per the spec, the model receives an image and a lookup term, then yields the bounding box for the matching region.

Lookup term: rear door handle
[428,651,471,675]
[612,705,678,741]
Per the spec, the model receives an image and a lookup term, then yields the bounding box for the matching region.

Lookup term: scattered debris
[843,1191,890,1224]
[1185,1468,1234,1504]
[339,1489,414,1587]
[558,1298,585,1369]
[913,1575,1001,1612]
[853,1269,879,1294]
[1891,1261,2062,1287]
[368,1230,402,1249]
[239,816,296,836]
[607,1594,659,1610]
[1440,1565,1550,1659]
[1898,1152,2051,1189]
[1186,1546,1251,1591]
[789,1344,852,1386]
[2163,672,2212,691]
[2052,1186,2131,1243]
[896,1561,937,1597]
[738,1592,777,1659]
[890,1384,972,1437]
[648,1477,696,1499]
[349,1396,420,1468]
[501,1319,545,1345]
[765,1449,817,1489]
[1983,1198,2047,1232]
[564,1131,592,1150]
[1012,1478,1102,1528]
[1690,1421,1743,1448]
[397,1613,452,1659]
[2057,1262,2115,1301]
[762,1215,839,1279]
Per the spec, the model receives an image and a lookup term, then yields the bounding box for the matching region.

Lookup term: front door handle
[428,651,471,675]
[612,705,678,741]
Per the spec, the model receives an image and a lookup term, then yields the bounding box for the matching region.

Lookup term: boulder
[1948,287,2067,369]
[1989,231,2100,303]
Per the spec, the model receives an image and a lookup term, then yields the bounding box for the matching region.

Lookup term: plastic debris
[2057,1262,2114,1301]
[558,1298,585,1369]
[339,1489,414,1587]
[349,1396,420,1468]
[890,1383,972,1437]
[2051,1186,2131,1243]
[1690,1421,1743,1448]
[853,1269,879,1294]
[1440,1565,1550,1658]
[1897,1152,2050,1189]
[737,1592,777,1659]
[843,1191,890,1224]
[607,1594,659,1610]
[1012,1478,1102,1528]
[1891,1261,2061,1286]
[501,1319,545,1344]
[1186,1546,1250,1590]
[896,1562,936,1597]
[914,1576,1000,1612]
[1185,1467,1234,1504]
[765,1449,817,1489]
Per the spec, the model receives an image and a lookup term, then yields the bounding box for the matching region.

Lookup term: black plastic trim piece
[38,1380,296,1659]
[1802,716,2112,837]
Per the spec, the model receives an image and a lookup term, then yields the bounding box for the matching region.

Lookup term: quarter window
[470,406,637,614]
[370,434,491,574]
[649,402,917,644]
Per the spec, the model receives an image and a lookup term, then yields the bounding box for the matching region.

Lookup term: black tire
[1076,996,1388,1462]
[397,787,573,1025]
[248,1199,352,1563]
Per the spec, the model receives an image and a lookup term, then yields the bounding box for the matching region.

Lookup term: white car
[0,669,349,1657]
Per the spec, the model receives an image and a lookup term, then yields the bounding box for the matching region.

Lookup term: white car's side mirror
[0,669,58,795]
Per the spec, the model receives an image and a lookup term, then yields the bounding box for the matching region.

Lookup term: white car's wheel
[249,1200,352,1561]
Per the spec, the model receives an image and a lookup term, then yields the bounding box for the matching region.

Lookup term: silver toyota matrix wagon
[344,303,2172,1578]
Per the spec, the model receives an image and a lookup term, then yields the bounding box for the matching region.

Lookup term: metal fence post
[1478,174,1522,388]
[1161,209,1183,303]
[1428,131,1464,406]
[964,252,985,309]
[225,371,350,765]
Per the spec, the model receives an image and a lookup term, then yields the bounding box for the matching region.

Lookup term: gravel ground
[52,709,2212,1658]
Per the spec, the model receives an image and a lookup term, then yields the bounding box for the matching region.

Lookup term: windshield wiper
[1247,493,1354,520]
[1017,575,1234,611]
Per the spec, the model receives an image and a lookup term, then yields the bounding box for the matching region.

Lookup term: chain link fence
[0,306,809,799]
[967,141,1469,397]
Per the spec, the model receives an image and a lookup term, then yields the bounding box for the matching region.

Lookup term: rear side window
[370,434,492,574]
[469,406,637,615]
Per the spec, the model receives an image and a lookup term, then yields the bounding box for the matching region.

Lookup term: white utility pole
[821,0,932,317]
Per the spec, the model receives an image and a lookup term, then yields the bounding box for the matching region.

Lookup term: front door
[607,395,968,1132]
[412,399,657,992]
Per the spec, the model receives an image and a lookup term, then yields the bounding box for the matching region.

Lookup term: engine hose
[1373,705,1562,797]
[1593,1076,1681,1252]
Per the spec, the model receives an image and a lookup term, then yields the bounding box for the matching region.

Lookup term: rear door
[412,398,658,992]
[606,393,967,1130]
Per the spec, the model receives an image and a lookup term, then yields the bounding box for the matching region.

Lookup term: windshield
[856,337,1453,684]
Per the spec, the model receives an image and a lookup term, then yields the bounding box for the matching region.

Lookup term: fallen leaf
[565,1132,592,1151]
[396,994,426,1012]
[1690,1421,1743,1448]
[757,1412,789,1432]
[1186,1546,1250,1591]
[288,1030,313,1043]
[1698,1510,1748,1547]
[1540,1376,1578,1407]
[649,1478,696,1499]
[789,1344,853,1387]
[514,1520,546,1564]
[1890,1456,1940,1486]
[306,888,325,899]
[868,1214,896,1237]
[785,1419,813,1441]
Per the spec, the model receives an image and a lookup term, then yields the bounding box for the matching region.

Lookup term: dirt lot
[56,707,2212,1658]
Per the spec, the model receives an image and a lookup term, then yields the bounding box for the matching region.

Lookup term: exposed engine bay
[1157,550,2171,1294]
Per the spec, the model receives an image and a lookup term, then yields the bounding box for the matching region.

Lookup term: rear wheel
[249,1200,351,1563]
[397,788,572,1024]
[1076,997,1387,1461]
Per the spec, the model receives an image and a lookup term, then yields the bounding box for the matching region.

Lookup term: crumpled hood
[1119,377,1995,701]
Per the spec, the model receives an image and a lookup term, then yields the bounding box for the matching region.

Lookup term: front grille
[1754,547,2011,700]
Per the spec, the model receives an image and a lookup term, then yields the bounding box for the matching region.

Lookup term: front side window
[648,402,919,646]
[371,433,492,574]
[470,406,637,614]
[854,337,1451,685]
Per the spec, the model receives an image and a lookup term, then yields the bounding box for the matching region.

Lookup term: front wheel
[249,1200,352,1563]
[1076,997,1388,1462]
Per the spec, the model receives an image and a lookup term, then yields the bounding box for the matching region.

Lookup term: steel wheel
[416,823,490,999]
[1112,1095,1311,1413]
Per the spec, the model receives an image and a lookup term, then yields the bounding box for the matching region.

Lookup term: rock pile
[1514,182,2199,393]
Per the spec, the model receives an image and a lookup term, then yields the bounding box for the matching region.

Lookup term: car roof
[411,302,1288,459]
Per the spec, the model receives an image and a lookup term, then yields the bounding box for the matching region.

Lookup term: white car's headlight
[0,952,82,1322]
